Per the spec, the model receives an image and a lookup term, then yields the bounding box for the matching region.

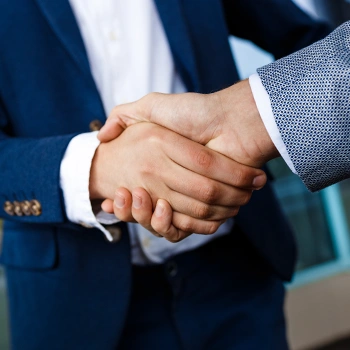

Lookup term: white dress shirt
[60,0,233,264]
[249,74,296,173]
[249,74,297,174]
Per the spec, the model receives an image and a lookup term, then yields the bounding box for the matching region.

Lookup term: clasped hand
[92,80,277,242]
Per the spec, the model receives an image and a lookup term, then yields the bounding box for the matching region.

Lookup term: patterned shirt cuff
[249,73,296,174]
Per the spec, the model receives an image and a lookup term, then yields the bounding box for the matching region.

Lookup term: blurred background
[229,0,350,349]
[1,0,350,349]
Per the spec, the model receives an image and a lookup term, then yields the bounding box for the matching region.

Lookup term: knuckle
[231,207,240,217]
[166,233,182,243]
[200,181,219,204]
[206,221,221,235]
[194,149,214,171]
[135,216,149,227]
[114,209,131,222]
[240,192,252,206]
[141,92,161,110]
[151,232,163,238]
[194,203,212,219]
[178,219,195,233]
[231,168,246,186]
[139,161,156,178]
[151,221,165,235]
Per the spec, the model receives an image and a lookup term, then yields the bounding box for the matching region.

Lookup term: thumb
[98,101,146,142]
[101,198,114,213]
[98,92,169,142]
[98,117,127,142]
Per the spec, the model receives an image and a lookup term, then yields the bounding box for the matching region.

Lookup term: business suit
[0,0,329,348]
[258,21,350,192]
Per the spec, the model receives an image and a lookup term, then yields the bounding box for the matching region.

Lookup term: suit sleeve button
[21,200,32,216]
[13,201,23,216]
[3,201,15,216]
[89,120,103,131]
[30,200,42,216]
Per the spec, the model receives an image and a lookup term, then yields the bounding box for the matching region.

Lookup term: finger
[129,188,163,238]
[151,199,192,242]
[159,163,252,219]
[98,100,151,142]
[172,212,226,235]
[112,188,135,222]
[130,187,154,229]
[156,145,256,207]
[150,200,227,241]
[168,190,241,220]
[101,198,114,213]
[98,115,127,142]
[166,170,253,208]
[163,134,266,190]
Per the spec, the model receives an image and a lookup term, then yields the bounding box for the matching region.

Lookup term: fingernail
[253,174,266,188]
[114,193,125,208]
[132,194,142,209]
[154,201,164,217]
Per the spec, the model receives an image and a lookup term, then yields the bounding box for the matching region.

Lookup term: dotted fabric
[257,22,350,192]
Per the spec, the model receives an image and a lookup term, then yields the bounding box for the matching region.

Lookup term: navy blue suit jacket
[0,0,329,346]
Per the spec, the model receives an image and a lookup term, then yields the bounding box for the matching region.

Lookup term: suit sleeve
[0,96,76,224]
[222,0,331,58]
[257,21,350,191]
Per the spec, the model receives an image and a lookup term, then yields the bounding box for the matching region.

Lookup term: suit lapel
[35,0,200,92]
[154,0,200,92]
[34,0,92,79]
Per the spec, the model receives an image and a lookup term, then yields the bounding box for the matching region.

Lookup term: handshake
[90,80,279,242]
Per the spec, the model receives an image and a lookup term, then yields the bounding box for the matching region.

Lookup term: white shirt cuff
[249,73,296,174]
[59,132,118,241]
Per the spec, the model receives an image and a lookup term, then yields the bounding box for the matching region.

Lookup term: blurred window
[230,0,350,284]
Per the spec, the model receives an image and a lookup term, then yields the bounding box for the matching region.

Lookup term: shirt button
[166,261,178,277]
[89,119,103,132]
[142,237,150,248]
[3,201,14,216]
[109,30,118,41]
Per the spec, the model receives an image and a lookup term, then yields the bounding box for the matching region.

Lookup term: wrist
[89,143,110,200]
[215,80,279,167]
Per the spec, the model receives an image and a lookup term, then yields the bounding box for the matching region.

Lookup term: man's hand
[90,122,266,242]
[101,187,185,240]
[98,79,279,168]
